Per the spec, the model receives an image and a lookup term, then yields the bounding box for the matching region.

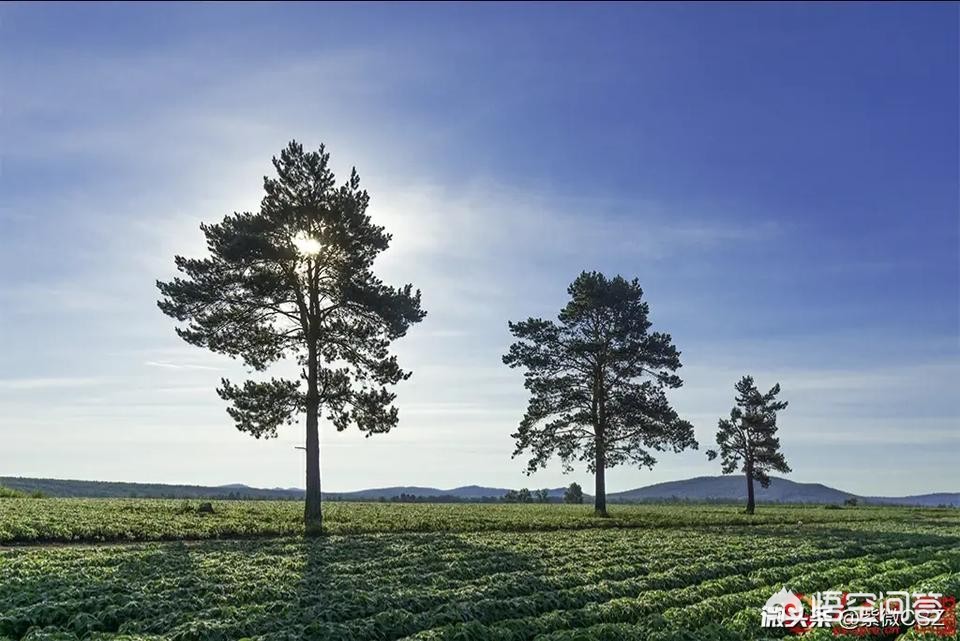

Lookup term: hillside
[865,493,960,507]
[2,475,956,506]
[0,477,304,500]
[327,485,569,501]
[608,475,855,504]
[608,476,959,507]
[329,485,509,500]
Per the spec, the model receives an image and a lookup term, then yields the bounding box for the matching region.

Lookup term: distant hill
[608,476,855,504]
[328,485,505,500]
[326,485,569,501]
[864,493,960,507]
[1,475,956,506]
[607,476,959,507]
[0,477,304,500]
[0,477,535,502]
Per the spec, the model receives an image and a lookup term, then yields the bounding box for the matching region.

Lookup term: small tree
[157,141,425,534]
[535,488,551,503]
[517,487,533,503]
[504,271,697,516]
[707,376,790,514]
[564,482,584,504]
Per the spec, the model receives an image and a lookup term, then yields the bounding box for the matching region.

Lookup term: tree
[564,482,584,504]
[157,141,425,534]
[535,488,551,503]
[503,271,697,517]
[707,376,790,515]
[502,488,534,503]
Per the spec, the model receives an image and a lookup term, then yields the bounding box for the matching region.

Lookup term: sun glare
[292,231,322,256]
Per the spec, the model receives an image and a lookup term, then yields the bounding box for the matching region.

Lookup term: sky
[0,2,957,496]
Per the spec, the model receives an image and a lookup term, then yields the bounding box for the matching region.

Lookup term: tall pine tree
[504,271,697,516]
[157,141,425,534]
[707,376,790,514]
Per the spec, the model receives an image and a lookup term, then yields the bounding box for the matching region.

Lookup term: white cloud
[144,360,222,371]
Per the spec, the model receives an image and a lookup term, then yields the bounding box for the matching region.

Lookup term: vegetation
[156,141,425,534]
[564,482,584,504]
[0,486,42,499]
[0,504,957,641]
[504,272,697,517]
[502,488,534,503]
[1,498,957,545]
[707,376,790,515]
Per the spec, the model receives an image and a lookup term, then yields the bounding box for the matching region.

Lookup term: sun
[292,231,322,256]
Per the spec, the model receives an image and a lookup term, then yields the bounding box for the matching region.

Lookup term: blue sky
[0,2,957,495]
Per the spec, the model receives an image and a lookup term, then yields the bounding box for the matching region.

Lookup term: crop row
[2,499,956,543]
[405,550,960,641]
[2,521,957,641]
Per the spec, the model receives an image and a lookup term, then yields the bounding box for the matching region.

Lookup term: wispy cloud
[144,361,223,371]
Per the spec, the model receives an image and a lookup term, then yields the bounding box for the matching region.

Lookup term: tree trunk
[745,460,755,515]
[594,462,607,516]
[593,368,608,518]
[594,435,608,517]
[304,341,322,535]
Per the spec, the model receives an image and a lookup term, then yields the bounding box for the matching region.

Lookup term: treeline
[0,477,303,500]
[1,477,593,504]
[330,484,586,504]
[502,483,585,504]
[329,494,503,504]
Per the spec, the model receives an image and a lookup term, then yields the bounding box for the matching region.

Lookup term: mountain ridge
[1,475,956,506]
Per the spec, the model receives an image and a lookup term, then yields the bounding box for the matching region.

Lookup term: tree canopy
[503,271,697,515]
[563,482,584,504]
[707,375,790,514]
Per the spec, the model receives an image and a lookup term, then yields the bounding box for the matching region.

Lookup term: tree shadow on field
[291,531,550,639]
[741,522,960,551]
[0,541,208,640]
[714,521,960,589]
[0,533,548,641]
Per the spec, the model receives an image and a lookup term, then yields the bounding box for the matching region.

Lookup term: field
[3,500,947,544]
[1,501,958,641]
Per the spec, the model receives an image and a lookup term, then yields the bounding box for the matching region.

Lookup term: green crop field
[4,499,951,544]
[1,501,958,641]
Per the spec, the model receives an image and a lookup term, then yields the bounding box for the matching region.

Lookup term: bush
[0,486,45,499]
